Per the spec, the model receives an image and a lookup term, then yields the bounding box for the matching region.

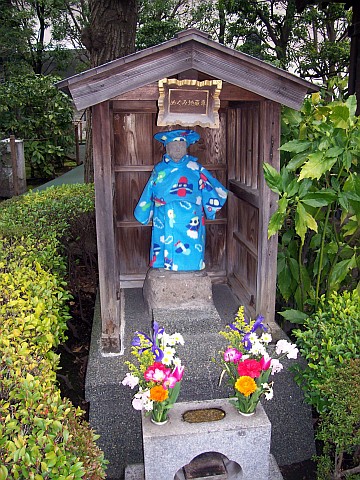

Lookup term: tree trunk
[82,0,138,183]
[348,1,360,114]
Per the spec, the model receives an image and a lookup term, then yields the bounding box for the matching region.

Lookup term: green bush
[293,289,360,414]
[315,359,360,480]
[0,74,74,178]
[0,184,106,479]
[264,91,360,320]
[293,290,360,479]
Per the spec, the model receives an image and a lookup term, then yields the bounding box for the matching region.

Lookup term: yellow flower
[150,385,169,402]
[235,376,257,397]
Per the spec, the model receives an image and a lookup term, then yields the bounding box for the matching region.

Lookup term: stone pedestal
[141,398,272,480]
[143,268,214,312]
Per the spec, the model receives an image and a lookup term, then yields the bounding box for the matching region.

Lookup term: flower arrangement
[122,321,184,424]
[218,306,299,415]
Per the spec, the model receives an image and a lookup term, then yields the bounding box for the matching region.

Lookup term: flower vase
[150,400,169,425]
[238,409,255,417]
[150,416,169,426]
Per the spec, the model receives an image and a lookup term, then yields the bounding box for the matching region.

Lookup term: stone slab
[143,268,214,312]
[86,286,315,479]
[142,399,271,480]
[125,454,284,480]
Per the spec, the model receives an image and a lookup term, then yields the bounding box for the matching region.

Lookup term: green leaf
[0,466,8,480]
[299,152,337,180]
[263,163,282,194]
[330,105,349,129]
[278,264,294,301]
[268,197,288,237]
[346,95,357,117]
[268,210,286,237]
[286,152,308,171]
[295,202,318,244]
[328,255,357,291]
[280,140,312,153]
[301,190,336,207]
[278,309,308,324]
[324,146,344,158]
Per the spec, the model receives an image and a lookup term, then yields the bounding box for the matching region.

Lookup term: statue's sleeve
[200,167,228,220]
[134,170,155,225]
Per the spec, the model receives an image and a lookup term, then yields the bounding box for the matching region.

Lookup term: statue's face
[166,141,187,162]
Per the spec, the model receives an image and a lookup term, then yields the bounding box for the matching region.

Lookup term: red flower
[144,362,170,382]
[237,358,262,378]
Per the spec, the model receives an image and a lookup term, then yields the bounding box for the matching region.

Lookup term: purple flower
[132,321,165,362]
[224,347,242,363]
[251,315,267,333]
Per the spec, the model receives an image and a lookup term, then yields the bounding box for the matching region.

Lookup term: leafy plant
[0,184,106,479]
[292,290,360,414]
[315,359,360,480]
[264,91,360,320]
[0,74,74,178]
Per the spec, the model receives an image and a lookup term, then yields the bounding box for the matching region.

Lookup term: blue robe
[134,154,228,271]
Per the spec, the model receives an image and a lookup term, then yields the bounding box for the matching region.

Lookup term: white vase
[238,410,255,417]
[150,417,169,425]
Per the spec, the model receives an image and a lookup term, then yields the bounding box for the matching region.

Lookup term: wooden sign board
[157,78,222,128]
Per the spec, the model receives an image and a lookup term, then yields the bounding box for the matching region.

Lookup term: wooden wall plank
[93,102,121,353]
[257,100,281,323]
[112,82,264,103]
[113,112,154,166]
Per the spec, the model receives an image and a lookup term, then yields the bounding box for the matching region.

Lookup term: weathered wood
[257,100,281,322]
[228,180,260,208]
[9,136,19,196]
[57,29,316,111]
[93,102,121,353]
[112,81,264,103]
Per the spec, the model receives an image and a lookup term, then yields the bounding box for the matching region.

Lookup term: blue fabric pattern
[134,153,228,271]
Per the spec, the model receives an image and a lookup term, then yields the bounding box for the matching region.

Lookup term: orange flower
[235,376,257,397]
[150,385,169,402]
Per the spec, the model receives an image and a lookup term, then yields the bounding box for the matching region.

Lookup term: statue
[134,129,227,271]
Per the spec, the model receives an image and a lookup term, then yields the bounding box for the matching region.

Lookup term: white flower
[132,388,151,411]
[143,399,154,412]
[249,333,258,344]
[270,359,283,374]
[173,357,182,367]
[262,383,274,400]
[260,332,272,344]
[171,332,185,345]
[162,347,176,365]
[250,341,266,356]
[286,344,299,359]
[121,373,139,389]
[275,339,298,359]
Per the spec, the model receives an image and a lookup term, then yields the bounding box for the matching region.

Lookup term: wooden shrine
[57,29,316,353]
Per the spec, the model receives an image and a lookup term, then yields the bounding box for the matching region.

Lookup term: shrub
[293,289,360,414]
[293,290,360,478]
[315,359,360,480]
[0,74,74,178]
[264,92,360,321]
[0,184,106,479]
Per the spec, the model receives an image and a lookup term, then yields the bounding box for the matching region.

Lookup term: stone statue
[134,129,227,271]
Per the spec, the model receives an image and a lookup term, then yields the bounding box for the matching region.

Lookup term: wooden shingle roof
[57,28,317,111]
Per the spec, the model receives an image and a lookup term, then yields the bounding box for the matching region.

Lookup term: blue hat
[154,129,200,146]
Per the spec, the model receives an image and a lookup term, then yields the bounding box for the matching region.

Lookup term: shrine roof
[57,28,318,111]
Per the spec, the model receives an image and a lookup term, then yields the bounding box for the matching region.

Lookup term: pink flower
[237,358,262,378]
[224,348,242,363]
[259,355,272,371]
[144,362,171,383]
[163,365,184,389]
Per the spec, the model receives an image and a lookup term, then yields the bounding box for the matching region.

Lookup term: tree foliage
[0,0,351,87]
[0,74,74,178]
[264,84,360,320]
